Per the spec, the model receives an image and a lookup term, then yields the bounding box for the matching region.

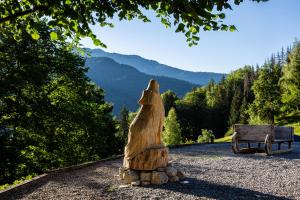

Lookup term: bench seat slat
[274,139,293,143]
[234,124,274,142]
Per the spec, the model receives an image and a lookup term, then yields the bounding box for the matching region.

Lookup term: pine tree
[239,97,249,124]
[161,90,178,116]
[228,87,243,126]
[248,63,282,124]
[163,108,182,145]
[280,43,300,112]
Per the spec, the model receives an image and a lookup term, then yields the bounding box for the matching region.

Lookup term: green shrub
[163,108,182,145]
[197,129,215,143]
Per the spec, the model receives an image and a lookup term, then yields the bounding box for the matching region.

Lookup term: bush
[197,129,215,143]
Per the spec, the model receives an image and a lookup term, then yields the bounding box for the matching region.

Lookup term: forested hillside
[160,43,300,143]
[85,57,197,113]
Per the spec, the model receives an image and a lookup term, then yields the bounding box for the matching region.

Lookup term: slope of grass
[276,112,300,136]
[215,135,232,143]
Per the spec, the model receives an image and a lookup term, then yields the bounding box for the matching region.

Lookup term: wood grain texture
[123,80,168,170]
[234,124,274,142]
[274,126,294,141]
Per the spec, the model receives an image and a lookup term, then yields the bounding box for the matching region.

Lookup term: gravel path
[2,143,300,200]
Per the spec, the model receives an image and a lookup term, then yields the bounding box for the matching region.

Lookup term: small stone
[141,181,150,186]
[131,180,141,186]
[157,167,165,172]
[177,169,185,180]
[119,167,125,178]
[123,170,139,184]
[166,167,177,177]
[180,180,189,184]
[151,171,168,185]
[119,184,130,188]
[169,176,179,183]
[140,172,151,181]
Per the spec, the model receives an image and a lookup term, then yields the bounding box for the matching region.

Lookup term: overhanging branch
[0,5,48,24]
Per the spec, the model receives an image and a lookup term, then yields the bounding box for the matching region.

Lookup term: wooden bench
[232,124,294,155]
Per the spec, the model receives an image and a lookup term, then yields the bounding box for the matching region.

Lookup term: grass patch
[224,127,233,137]
[276,112,300,136]
[0,174,35,191]
[215,135,232,143]
[107,185,118,192]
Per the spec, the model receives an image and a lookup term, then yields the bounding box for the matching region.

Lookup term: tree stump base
[123,146,168,170]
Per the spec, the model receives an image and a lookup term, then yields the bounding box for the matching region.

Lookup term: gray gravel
[2,143,300,200]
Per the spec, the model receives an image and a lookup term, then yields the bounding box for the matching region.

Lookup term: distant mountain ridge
[85,57,196,114]
[84,48,225,85]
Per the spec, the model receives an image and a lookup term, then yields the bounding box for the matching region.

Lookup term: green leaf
[219,13,226,19]
[221,25,228,31]
[31,32,40,40]
[229,25,237,32]
[192,36,200,41]
[50,32,58,40]
[161,18,170,28]
[189,26,198,34]
[204,25,211,31]
[176,23,185,33]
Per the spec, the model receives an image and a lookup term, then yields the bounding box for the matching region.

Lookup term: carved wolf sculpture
[123,79,168,170]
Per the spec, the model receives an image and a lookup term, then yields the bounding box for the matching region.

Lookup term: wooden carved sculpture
[123,79,168,170]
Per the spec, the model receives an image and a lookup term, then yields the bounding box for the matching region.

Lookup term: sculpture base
[123,146,168,170]
[119,163,185,186]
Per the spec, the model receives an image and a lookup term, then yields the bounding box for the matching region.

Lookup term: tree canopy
[0,22,122,185]
[248,63,281,124]
[0,0,267,47]
[280,43,300,112]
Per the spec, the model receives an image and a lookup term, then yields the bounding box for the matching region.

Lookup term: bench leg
[232,132,240,154]
[288,142,292,149]
[264,134,272,156]
[258,143,261,148]
[247,143,251,148]
[278,143,281,150]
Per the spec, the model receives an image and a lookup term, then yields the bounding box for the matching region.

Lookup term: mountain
[85,57,196,114]
[84,48,225,85]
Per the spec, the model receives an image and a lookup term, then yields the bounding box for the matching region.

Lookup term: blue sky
[81,0,300,73]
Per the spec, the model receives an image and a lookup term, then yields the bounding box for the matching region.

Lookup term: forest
[1,24,300,189]
[160,42,300,143]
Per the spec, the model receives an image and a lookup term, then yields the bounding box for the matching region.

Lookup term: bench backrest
[234,124,274,142]
[274,126,294,141]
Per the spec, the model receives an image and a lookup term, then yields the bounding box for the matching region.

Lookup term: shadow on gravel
[146,178,291,200]
[0,162,121,200]
[1,175,52,200]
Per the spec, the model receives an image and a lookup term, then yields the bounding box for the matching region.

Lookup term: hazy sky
[81,0,300,73]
